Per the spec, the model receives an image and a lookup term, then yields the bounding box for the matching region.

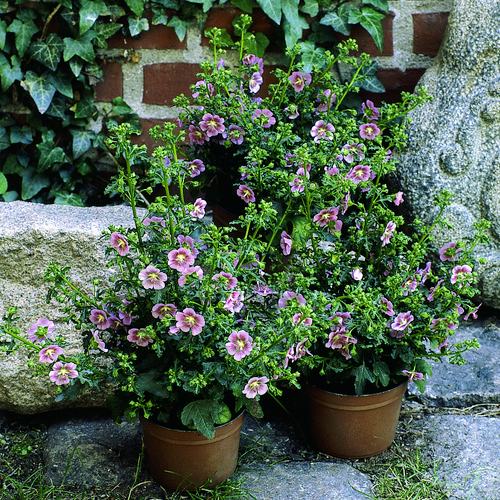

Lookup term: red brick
[338,12,394,57]
[94,62,123,102]
[143,63,201,105]
[359,68,427,105]
[412,12,449,56]
[106,11,186,50]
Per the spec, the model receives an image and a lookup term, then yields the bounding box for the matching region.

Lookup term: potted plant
[0,123,304,491]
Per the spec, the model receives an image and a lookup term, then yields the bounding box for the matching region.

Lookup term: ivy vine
[0,0,388,205]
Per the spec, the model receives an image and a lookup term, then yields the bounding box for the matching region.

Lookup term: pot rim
[306,380,408,398]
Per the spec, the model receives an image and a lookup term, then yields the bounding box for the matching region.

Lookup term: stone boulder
[396,0,500,309]
[0,201,142,414]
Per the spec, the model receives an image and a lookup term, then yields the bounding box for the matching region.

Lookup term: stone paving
[3,315,500,499]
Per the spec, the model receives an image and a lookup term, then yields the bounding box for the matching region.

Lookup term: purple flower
[288,71,312,92]
[139,265,168,289]
[49,362,78,385]
[188,125,207,145]
[187,159,205,178]
[359,123,380,140]
[379,297,395,316]
[248,72,263,93]
[278,291,306,309]
[451,265,472,287]
[251,109,275,128]
[168,248,195,273]
[315,89,336,112]
[178,266,203,286]
[402,370,424,382]
[292,313,312,326]
[127,328,153,347]
[285,338,312,368]
[226,330,253,360]
[254,282,277,296]
[227,125,245,145]
[310,120,335,143]
[242,376,269,399]
[341,143,365,163]
[199,113,225,137]
[313,206,340,228]
[213,272,238,289]
[464,303,482,321]
[280,231,292,256]
[110,232,129,256]
[175,308,205,335]
[285,104,299,119]
[439,242,462,262]
[89,309,111,330]
[91,330,108,352]
[325,330,357,359]
[381,221,396,247]
[242,54,264,73]
[190,198,207,219]
[39,345,63,363]
[394,191,404,206]
[391,311,414,331]
[351,268,363,281]
[224,290,245,314]
[237,185,256,203]
[362,100,380,121]
[152,303,177,319]
[27,318,55,343]
[346,165,371,184]
[192,80,214,98]
[427,279,444,301]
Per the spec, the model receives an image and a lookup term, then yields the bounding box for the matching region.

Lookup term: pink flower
[402,370,424,382]
[175,308,205,335]
[187,159,205,178]
[391,311,414,331]
[347,165,371,184]
[237,185,256,203]
[249,72,263,93]
[213,272,238,289]
[152,303,177,319]
[92,330,108,352]
[464,303,482,321]
[379,297,395,316]
[341,143,365,163]
[251,109,275,128]
[362,100,380,121]
[288,71,312,92]
[325,330,357,359]
[278,291,306,309]
[49,362,78,385]
[315,89,336,112]
[127,328,153,347]
[381,221,396,247]
[224,291,245,313]
[89,309,111,330]
[351,268,363,281]
[292,313,312,326]
[226,330,253,360]
[178,266,203,285]
[39,345,63,363]
[110,232,129,256]
[139,265,168,289]
[313,206,340,228]
[427,279,444,301]
[394,191,404,206]
[190,198,207,219]
[188,125,207,145]
[280,231,292,256]
[168,248,195,273]
[228,125,245,145]
[310,120,335,143]
[285,104,299,119]
[451,265,472,287]
[199,113,225,137]
[359,123,380,140]
[439,242,462,262]
[243,376,269,399]
[27,318,55,343]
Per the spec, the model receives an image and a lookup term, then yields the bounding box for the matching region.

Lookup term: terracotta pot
[140,412,244,491]
[306,381,407,459]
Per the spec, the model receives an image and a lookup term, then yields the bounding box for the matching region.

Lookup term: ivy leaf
[181,400,223,439]
[373,361,390,387]
[71,93,96,119]
[46,93,67,120]
[0,126,9,151]
[2,154,24,174]
[154,0,179,7]
[10,125,33,145]
[69,57,84,77]
[320,5,352,36]
[283,16,308,50]
[63,31,97,63]
[282,0,300,28]
[0,172,7,196]
[0,2,12,15]
[0,19,7,50]
[128,17,149,37]
[256,0,281,25]
[152,7,169,25]
[7,19,39,57]
[124,0,145,17]
[94,23,123,48]
[0,55,23,92]
[244,32,269,58]
[298,40,326,72]
[30,33,64,72]
[167,16,188,42]
[79,0,106,35]
[300,0,318,18]
[111,96,133,116]
[362,0,389,14]
[48,72,73,99]
[51,190,85,207]
[36,140,66,172]
[23,71,56,115]
[70,128,95,159]
[348,6,385,52]
[20,167,51,200]
[231,0,253,13]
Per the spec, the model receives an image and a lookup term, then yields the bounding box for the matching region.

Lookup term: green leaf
[0,56,23,92]
[281,0,301,28]
[69,57,84,77]
[352,364,375,395]
[181,400,223,438]
[10,126,32,144]
[124,0,145,17]
[348,6,385,52]
[300,0,318,18]
[79,0,107,35]
[372,361,390,387]
[362,0,389,14]
[73,93,96,119]
[51,190,85,207]
[154,0,179,7]
[231,0,253,13]
[20,167,50,200]
[283,17,308,49]
[36,141,65,172]
[46,94,67,120]
[244,32,269,58]
[415,359,433,376]
[298,40,326,72]
[23,71,57,115]
[0,127,9,151]
[70,128,95,159]
[63,31,96,63]
[256,0,281,24]
[0,172,7,196]
[112,96,133,115]
[0,19,7,50]
[320,8,351,36]
[1,190,18,202]
[7,19,39,57]
[48,73,73,99]
[3,154,24,174]
[167,16,188,42]
[152,7,169,25]
[29,33,64,72]
[128,17,149,37]
[94,23,123,48]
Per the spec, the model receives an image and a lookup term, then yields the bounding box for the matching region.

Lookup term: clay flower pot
[306,381,408,459]
[140,412,245,491]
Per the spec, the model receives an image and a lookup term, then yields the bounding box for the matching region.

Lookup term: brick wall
[94,0,451,149]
